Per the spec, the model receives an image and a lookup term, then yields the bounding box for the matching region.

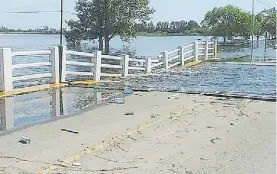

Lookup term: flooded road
[0,62,275,133]
[125,63,276,98]
[0,87,120,132]
[0,34,275,133]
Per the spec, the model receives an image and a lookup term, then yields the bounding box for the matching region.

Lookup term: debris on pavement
[124,111,134,116]
[72,161,82,166]
[125,88,134,95]
[20,136,31,144]
[61,129,79,134]
[210,137,221,144]
[110,98,125,104]
[151,114,158,118]
[206,126,217,129]
[168,93,180,99]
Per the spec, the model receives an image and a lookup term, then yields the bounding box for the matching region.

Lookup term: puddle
[0,87,121,132]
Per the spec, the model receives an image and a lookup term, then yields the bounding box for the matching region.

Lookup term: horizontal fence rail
[0,40,216,92]
[12,50,51,56]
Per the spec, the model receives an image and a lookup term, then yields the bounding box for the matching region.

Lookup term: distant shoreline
[136,32,205,37]
[0,32,60,35]
[0,32,205,37]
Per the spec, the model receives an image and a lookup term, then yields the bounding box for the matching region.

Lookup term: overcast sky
[0,0,275,29]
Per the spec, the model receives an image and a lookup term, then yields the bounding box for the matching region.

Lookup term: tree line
[0,26,59,34]
[65,1,276,54]
[134,20,205,35]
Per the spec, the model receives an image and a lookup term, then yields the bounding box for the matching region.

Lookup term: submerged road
[0,92,275,174]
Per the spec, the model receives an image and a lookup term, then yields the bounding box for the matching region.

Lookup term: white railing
[63,46,96,82]
[0,47,59,92]
[0,40,216,92]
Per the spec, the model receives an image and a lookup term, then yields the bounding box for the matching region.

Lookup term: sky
[0,0,275,29]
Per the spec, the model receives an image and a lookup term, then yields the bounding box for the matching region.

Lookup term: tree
[147,21,155,33]
[261,9,276,38]
[254,12,265,41]
[43,26,49,32]
[66,0,154,54]
[185,20,200,30]
[201,5,252,42]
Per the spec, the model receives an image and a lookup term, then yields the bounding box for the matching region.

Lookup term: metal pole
[60,0,63,45]
[264,32,267,61]
[250,0,255,60]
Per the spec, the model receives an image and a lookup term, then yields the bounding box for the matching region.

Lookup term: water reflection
[0,87,117,132]
[218,40,276,59]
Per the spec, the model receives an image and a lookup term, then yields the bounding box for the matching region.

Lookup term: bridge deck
[0,92,275,174]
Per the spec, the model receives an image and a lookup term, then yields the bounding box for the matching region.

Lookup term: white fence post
[0,48,13,92]
[58,45,67,83]
[177,45,184,66]
[205,41,209,60]
[145,57,152,73]
[161,51,169,70]
[94,91,102,104]
[213,40,217,58]
[51,88,61,117]
[50,46,60,84]
[0,97,14,131]
[121,54,129,77]
[93,51,102,81]
[194,40,199,61]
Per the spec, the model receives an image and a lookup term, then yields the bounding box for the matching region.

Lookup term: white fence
[0,40,215,92]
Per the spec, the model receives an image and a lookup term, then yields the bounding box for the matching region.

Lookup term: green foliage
[201,5,253,42]
[259,9,276,37]
[201,5,276,41]
[134,20,202,34]
[66,0,154,53]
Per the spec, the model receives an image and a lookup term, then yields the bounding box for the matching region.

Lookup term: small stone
[72,162,82,166]
[20,136,31,144]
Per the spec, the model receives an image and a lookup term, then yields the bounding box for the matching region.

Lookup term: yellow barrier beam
[184,60,203,68]
[71,80,97,85]
[0,80,97,98]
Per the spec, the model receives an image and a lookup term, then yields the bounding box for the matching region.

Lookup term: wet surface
[1,64,276,133]
[0,87,121,133]
[125,63,276,99]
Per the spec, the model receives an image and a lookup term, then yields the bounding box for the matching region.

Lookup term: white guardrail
[0,40,215,92]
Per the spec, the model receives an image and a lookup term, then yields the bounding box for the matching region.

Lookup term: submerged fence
[0,40,216,92]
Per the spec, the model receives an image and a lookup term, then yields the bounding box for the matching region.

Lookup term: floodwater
[0,87,120,132]
[0,34,276,133]
[126,63,276,99]
[0,34,276,58]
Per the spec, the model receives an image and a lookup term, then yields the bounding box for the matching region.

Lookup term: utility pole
[250,0,255,60]
[60,0,64,45]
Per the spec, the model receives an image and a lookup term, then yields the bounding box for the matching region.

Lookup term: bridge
[0,40,216,131]
[0,40,275,174]
[0,40,216,94]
